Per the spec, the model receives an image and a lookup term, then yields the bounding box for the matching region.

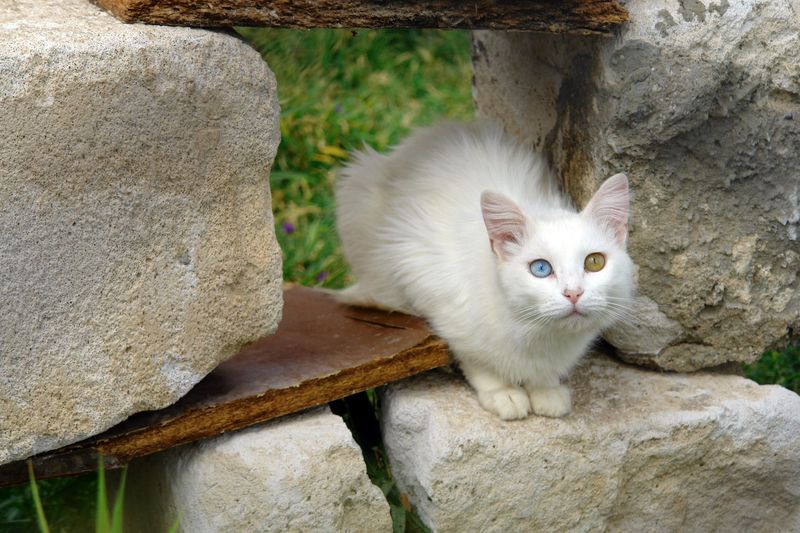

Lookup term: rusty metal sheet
[0,285,449,487]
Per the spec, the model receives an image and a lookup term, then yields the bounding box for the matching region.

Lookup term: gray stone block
[0,0,282,464]
[382,356,800,532]
[123,408,393,533]
[472,0,800,371]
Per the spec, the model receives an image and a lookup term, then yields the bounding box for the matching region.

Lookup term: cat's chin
[555,311,600,331]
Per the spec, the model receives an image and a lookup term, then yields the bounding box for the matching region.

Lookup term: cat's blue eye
[529,259,552,278]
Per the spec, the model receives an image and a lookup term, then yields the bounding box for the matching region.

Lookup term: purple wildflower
[316,271,328,283]
[282,221,295,234]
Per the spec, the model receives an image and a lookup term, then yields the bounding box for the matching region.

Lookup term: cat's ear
[582,173,629,245]
[481,190,527,260]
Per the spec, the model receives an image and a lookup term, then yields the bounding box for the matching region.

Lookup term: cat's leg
[327,283,382,307]
[459,360,530,420]
[525,374,571,418]
[327,284,416,314]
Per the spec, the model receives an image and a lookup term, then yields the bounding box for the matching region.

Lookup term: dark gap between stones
[329,390,431,533]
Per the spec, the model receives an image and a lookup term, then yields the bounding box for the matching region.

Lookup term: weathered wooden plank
[94,0,628,35]
[0,286,449,487]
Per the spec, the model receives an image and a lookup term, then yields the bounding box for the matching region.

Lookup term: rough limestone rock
[0,0,282,465]
[382,355,800,532]
[472,0,800,371]
[123,408,392,533]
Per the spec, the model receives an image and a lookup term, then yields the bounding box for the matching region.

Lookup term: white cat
[335,121,634,419]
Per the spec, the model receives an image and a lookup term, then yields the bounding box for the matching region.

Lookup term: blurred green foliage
[743,345,800,393]
[1,474,96,532]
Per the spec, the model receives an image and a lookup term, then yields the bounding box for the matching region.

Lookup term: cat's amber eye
[584,253,606,272]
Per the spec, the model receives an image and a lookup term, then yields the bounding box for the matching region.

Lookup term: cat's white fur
[335,121,634,419]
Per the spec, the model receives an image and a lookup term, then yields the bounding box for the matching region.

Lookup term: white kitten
[335,121,634,420]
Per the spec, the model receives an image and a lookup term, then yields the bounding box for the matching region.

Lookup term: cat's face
[482,173,635,332]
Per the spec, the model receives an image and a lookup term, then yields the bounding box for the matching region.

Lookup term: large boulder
[0,0,282,464]
[472,0,800,371]
[123,408,393,533]
[382,355,800,532]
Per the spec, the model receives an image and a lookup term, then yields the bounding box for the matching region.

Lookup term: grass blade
[110,468,127,533]
[95,456,109,533]
[167,514,182,533]
[27,461,50,533]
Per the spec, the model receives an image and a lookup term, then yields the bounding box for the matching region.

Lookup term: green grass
[18,457,178,533]
[743,345,800,393]
[1,473,96,532]
[28,463,50,533]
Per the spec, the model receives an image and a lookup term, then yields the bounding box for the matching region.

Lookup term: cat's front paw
[528,385,571,418]
[477,387,531,420]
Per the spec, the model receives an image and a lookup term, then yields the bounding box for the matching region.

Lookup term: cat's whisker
[601,303,636,315]
[599,305,637,321]
[602,302,642,318]
[517,312,555,327]
[601,301,675,331]
[604,311,635,324]
[601,299,636,309]
[577,301,637,326]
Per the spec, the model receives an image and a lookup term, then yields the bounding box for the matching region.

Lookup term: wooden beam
[0,286,449,487]
[94,0,628,35]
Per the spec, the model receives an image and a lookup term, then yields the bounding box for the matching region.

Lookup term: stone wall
[472,0,800,371]
[0,0,282,465]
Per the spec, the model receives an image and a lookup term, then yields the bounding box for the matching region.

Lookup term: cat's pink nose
[563,289,583,305]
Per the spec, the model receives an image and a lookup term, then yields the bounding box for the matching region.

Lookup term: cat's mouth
[566,308,586,318]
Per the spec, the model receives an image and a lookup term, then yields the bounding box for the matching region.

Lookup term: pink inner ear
[481,190,527,259]
[582,173,629,245]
